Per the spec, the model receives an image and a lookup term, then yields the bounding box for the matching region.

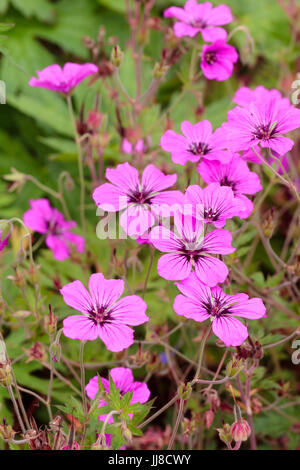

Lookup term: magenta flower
[160,120,231,166]
[93,163,183,237]
[61,273,149,351]
[149,212,235,286]
[29,62,98,94]
[23,199,84,261]
[86,367,150,423]
[0,230,10,252]
[164,1,233,41]
[197,154,262,218]
[233,86,291,109]
[222,99,300,156]
[173,273,266,346]
[201,40,238,81]
[185,183,243,228]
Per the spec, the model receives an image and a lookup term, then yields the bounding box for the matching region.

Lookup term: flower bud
[0,419,15,441]
[204,409,215,429]
[28,263,40,286]
[24,342,47,363]
[178,382,192,401]
[44,305,58,337]
[111,45,124,68]
[91,433,109,450]
[0,361,12,387]
[231,418,251,442]
[3,168,26,193]
[226,357,244,378]
[153,62,169,80]
[121,421,132,444]
[262,208,276,239]
[217,423,232,446]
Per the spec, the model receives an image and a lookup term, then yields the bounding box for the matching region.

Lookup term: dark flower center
[204,51,217,65]
[220,176,237,193]
[89,305,112,325]
[127,188,153,204]
[202,296,232,318]
[253,123,277,141]
[188,142,211,156]
[203,207,219,222]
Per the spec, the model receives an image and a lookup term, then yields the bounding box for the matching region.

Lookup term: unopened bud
[44,305,58,337]
[0,361,12,387]
[121,422,132,444]
[262,208,276,239]
[153,62,169,80]
[28,263,40,286]
[231,418,251,442]
[216,423,232,446]
[204,409,215,429]
[226,357,244,378]
[178,382,192,401]
[0,419,15,441]
[91,433,109,450]
[111,45,124,68]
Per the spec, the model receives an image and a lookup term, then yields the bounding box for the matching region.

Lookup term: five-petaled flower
[61,273,149,351]
[160,120,231,166]
[93,162,183,237]
[185,182,243,227]
[164,1,233,41]
[29,62,98,94]
[197,154,262,219]
[149,212,235,286]
[222,97,300,156]
[201,40,238,81]
[23,199,84,261]
[173,273,266,346]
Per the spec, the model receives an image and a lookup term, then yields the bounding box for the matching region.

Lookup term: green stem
[67,95,86,234]
[168,398,184,450]
[193,326,212,381]
[142,246,154,299]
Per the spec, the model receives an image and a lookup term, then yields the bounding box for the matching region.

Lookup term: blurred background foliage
[0,0,300,449]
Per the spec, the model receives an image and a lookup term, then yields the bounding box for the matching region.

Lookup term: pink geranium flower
[160,120,231,166]
[29,62,98,94]
[61,273,148,351]
[173,273,266,346]
[201,40,238,81]
[149,212,235,286]
[197,154,262,218]
[0,229,10,251]
[233,85,291,109]
[222,98,300,156]
[23,199,84,261]
[185,183,243,228]
[93,163,183,237]
[164,1,233,41]
[85,367,150,423]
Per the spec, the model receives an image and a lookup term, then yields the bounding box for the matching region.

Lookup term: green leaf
[109,374,121,410]
[0,23,15,32]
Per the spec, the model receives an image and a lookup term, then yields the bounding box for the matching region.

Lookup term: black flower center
[203,207,219,222]
[220,176,237,193]
[253,123,277,141]
[127,188,153,204]
[204,51,217,65]
[202,297,232,318]
[188,142,211,156]
[89,305,112,325]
